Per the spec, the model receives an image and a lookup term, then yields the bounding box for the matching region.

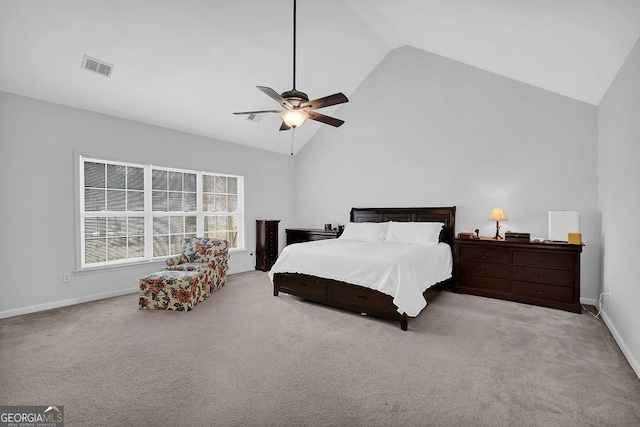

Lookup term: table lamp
[488,208,508,240]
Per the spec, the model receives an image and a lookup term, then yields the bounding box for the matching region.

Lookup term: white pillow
[384,221,445,245]
[339,222,389,242]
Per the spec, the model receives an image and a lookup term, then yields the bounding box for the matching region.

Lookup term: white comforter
[268,239,453,317]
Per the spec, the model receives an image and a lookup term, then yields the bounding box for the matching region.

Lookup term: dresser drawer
[331,283,391,311]
[511,266,574,286]
[511,280,574,303]
[276,274,327,300]
[458,272,510,293]
[459,260,510,278]
[459,245,510,264]
[512,250,574,269]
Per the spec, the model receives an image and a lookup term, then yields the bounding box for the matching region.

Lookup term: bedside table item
[568,233,582,245]
[454,238,583,313]
[285,228,339,245]
[256,220,280,272]
[505,231,531,241]
[457,232,474,239]
[488,207,508,240]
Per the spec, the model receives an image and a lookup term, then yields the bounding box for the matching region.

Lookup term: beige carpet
[1,271,639,426]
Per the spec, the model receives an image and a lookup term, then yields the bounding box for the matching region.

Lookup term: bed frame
[273,206,456,330]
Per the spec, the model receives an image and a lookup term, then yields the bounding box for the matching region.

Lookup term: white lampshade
[280,109,309,128]
[488,208,508,222]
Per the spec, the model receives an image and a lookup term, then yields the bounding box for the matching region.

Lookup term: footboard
[274,273,410,330]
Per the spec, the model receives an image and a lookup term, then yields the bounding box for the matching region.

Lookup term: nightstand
[454,238,583,313]
[285,228,339,245]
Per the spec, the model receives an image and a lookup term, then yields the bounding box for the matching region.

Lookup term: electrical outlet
[62,273,71,283]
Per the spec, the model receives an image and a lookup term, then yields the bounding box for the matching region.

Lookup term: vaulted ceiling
[1,0,639,155]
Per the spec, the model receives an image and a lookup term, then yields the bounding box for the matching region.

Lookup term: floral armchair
[165,237,229,295]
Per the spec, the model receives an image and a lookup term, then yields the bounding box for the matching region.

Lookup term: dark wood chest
[454,238,583,313]
[256,220,280,272]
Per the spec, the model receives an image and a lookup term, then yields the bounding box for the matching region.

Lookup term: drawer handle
[357,295,368,300]
[478,267,487,273]
[534,288,544,296]
[478,281,487,288]
[535,256,548,265]
[480,252,489,259]
[536,273,546,280]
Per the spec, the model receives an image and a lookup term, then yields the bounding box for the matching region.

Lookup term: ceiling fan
[233,0,349,132]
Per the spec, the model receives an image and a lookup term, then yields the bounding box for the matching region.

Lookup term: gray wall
[294,46,600,303]
[598,38,640,376]
[0,91,295,316]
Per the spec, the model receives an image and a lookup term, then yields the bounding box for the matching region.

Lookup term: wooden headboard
[349,206,456,247]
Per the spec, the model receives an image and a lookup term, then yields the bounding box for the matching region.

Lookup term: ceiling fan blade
[233,109,281,115]
[307,111,345,127]
[300,92,349,110]
[279,121,292,131]
[257,86,293,109]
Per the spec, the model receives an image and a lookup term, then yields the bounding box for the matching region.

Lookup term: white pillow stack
[384,221,444,245]
[338,222,389,242]
[339,221,445,245]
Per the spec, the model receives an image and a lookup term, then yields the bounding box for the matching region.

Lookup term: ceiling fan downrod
[281,0,308,105]
[292,0,297,91]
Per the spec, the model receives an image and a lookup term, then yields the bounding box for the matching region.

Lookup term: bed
[270,206,456,330]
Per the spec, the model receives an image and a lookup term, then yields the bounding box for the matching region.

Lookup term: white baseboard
[0,270,257,320]
[0,287,138,320]
[600,309,640,379]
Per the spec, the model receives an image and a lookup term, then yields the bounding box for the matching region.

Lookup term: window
[79,156,244,268]
[151,168,198,257]
[82,160,145,264]
[203,174,239,248]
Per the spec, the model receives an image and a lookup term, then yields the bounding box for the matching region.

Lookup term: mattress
[268,238,453,316]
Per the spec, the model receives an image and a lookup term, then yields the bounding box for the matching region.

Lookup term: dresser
[256,220,280,272]
[454,238,583,313]
[285,228,339,245]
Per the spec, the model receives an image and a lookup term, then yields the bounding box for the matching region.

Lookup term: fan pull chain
[290,127,295,155]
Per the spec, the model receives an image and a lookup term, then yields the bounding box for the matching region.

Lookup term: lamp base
[493,221,503,240]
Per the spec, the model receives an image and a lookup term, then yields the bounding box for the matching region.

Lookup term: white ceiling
[1,0,639,155]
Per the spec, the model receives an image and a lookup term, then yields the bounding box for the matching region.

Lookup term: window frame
[78,155,244,270]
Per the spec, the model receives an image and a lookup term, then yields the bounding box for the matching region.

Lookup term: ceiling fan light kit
[280,109,308,128]
[233,0,349,137]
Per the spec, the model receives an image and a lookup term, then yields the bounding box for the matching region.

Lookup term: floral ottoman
[139,269,208,312]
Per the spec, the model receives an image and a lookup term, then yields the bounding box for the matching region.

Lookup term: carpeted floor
[1,270,639,426]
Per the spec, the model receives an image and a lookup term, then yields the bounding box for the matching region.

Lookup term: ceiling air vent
[247,113,263,123]
[81,55,113,77]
